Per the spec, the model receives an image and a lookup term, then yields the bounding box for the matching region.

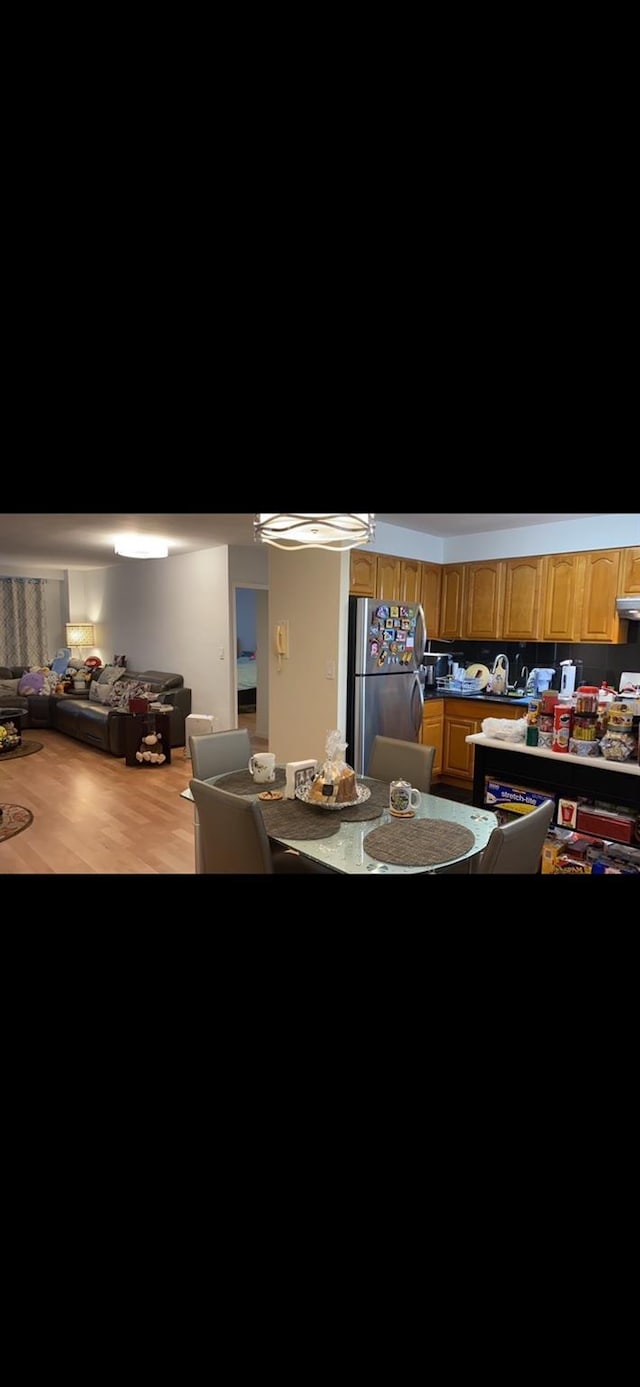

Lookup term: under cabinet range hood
[616,596,640,620]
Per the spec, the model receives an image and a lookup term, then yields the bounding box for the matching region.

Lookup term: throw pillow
[0,678,20,696]
[97,664,125,688]
[110,679,151,711]
[18,671,45,695]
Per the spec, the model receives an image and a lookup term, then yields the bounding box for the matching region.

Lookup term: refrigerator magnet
[375,605,389,619]
[390,605,399,618]
[370,640,379,657]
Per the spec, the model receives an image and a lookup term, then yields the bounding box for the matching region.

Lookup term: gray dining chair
[366,735,436,792]
[189,729,252,872]
[189,778,333,875]
[476,798,555,874]
[189,728,252,781]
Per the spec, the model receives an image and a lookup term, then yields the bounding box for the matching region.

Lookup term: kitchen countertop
[466,733,640,777]
[423,689,530,707]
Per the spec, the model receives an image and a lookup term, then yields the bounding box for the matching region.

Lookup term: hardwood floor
[0,719,267,875]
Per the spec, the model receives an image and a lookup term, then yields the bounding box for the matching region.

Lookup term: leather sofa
[0,666,191,754]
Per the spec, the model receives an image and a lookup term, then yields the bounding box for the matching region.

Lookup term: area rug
[0,804,34,843]
[0,740,43,762]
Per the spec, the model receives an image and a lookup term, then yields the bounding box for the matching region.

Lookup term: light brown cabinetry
[502,556,545,641]
[440,564,466,640]
[443,700,483,784]
[464,560,505,640]
[580,549,622,641]
[349,550,378,597]
[542,553,584,642]
[400,558,422,604]
[622,547,640,594]
[442,698,523,787]
[420,699,444,779]
[376,554,402,600]
[543,549,623,643]
[420,562,442,639]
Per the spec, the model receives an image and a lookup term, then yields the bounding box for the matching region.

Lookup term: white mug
[389,779,421,814]
[248,752,276,784]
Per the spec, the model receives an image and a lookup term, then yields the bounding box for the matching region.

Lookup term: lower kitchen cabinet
[442,698,525,788]
[420,699,444,779]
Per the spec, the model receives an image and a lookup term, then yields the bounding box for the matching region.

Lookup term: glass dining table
[195,770,498,875]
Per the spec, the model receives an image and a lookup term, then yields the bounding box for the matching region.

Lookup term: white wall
[81,547,234,726]
[267,546,350,765]
[370,521,445,562]
[435,515,638,563]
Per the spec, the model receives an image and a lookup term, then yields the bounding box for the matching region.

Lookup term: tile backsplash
[453,628,640,691]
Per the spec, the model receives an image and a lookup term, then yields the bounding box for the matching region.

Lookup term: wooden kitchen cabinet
[579,549,622,641]
[440,564,466,640]
[441,697,523,787]
[542,552,584,642]
[349,550,378,596]
[621,546,640,594]
[376,554,402,600]
[420,562,442,639]
[502,556,545,641]
[420,698,444,780]
[400,557,422,604]
[464,559,505,640]
[442,699,484,785]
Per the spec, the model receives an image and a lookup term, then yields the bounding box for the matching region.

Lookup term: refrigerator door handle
[415,604,426,664]
[411,671,424,739]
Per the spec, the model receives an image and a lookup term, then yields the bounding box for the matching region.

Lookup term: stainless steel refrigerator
[346,596,426,775]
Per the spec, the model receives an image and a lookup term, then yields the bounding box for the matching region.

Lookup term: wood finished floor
[0,713,268,875]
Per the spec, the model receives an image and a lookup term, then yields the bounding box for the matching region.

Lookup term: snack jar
[552,703,573,752]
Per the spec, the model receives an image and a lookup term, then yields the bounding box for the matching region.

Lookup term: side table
[123,709,172,767]
[0,708,25,752]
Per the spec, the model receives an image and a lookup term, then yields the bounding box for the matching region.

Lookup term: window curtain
[0,578,49,667]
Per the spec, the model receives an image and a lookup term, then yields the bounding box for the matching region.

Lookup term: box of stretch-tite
[484,778,554,815]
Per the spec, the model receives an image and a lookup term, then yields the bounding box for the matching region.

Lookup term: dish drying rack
[448,675,483,694]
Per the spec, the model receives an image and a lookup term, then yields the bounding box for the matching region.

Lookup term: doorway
[234,585,268,739]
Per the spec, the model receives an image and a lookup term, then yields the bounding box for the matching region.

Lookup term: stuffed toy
[135,731,166,765]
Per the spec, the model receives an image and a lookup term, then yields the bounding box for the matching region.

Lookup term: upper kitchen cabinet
[502,556,545,641]
[463,559,505,640]
[376,554,402,600]
[580,549,622,641]
[542,553,584,641]
[621,546,640,594]
[420,562,442,639]
[543,549,624,642]
[400,557,422,604]
[349,550,378,596]
[439,564,466,640]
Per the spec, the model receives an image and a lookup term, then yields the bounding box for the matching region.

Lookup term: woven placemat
[258,797,341,840]
[363,817,476,867]
[215,767,286,795]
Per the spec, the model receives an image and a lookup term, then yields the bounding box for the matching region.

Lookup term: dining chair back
[476,797,555,874]
[366,735,436,792]
[189,728,251,781]
[189,778,331,874]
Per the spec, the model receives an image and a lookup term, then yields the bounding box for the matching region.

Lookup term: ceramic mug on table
[248,752,276,783]
[389,779,422,814]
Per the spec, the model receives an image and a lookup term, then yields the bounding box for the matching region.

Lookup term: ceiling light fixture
[254,514,375,552]
[114,536,169,559]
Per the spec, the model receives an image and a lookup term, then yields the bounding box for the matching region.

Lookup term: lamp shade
[65,623,95,647]
[254,514,375,551]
